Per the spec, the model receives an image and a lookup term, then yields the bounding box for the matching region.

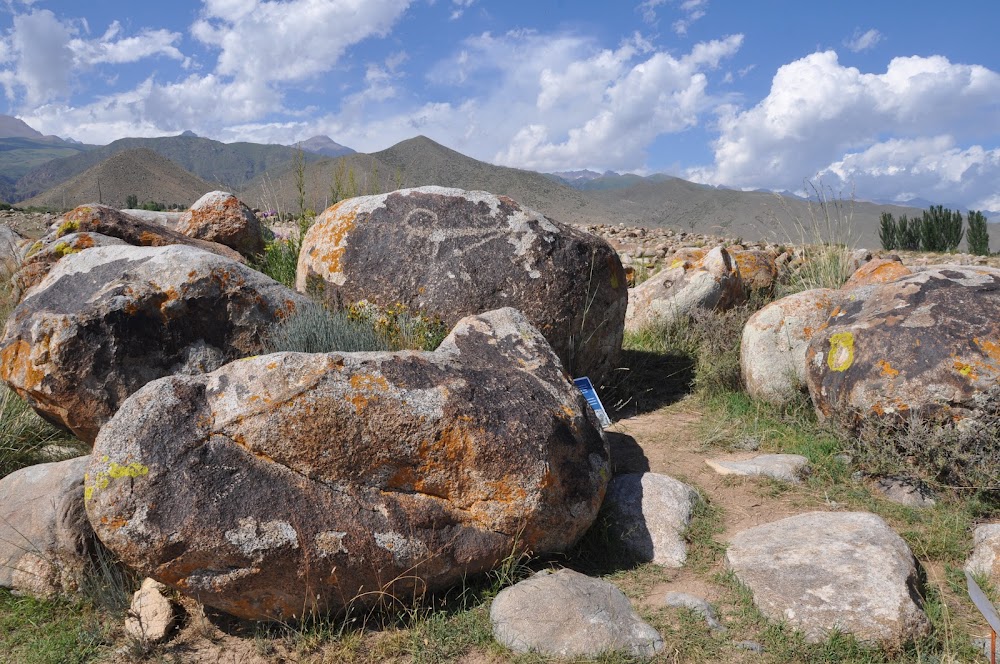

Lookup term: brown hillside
[23,148,215,211]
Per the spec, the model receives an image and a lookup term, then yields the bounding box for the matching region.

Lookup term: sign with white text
[574,377,611,429]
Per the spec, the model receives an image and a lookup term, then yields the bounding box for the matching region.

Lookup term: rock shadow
[598,349,695,420]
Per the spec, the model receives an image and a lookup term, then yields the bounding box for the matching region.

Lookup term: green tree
[330,158,346,205]
[293,147,307,220]
[967,210,990,256]
[919,205,963,252]
[368,156,380,195]
[896,214,920,251]
[125,194,138,209]
[878,212,896,250]
[347,166,357,199]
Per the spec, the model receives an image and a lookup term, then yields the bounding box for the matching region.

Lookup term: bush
[878,212,896,251]
[252,236,301,289]
[266,304,391,354]
[346,301,448,351]
[967,210,990,256]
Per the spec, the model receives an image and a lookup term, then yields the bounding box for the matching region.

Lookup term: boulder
[296,187,627,384]
[125,578,176,644]
[842,256,912,290]
[120,209,185,232]
[0,457,94,596]
[42,204,243,262]
[178,192,266,258]
[874,477,936,509]
[625,246,744,332]
[726,512,930,646]
[490,569,663,658]
[730,249,779,293]
[806,267,1000,426]
[602,472,700,567]
[965,523,1000,588]
[85,308,610,621]
[740,288,840,405]
[1,224,23,275]
[1,244,309,444]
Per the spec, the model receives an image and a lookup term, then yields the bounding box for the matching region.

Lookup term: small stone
[734,640,765,653]
[965,523,1000,588]
[125,578,176,644]
[490,569,663,658]
[705,454,810,483]
[874,477,936,509]
[663,592,726,632]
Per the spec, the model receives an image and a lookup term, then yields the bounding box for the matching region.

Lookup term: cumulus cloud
[845,27,882,53]
[688,50,1000,208]
[69,21,184,66]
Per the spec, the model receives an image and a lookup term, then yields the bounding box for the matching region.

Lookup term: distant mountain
[14,134,321,203]
[548,169,607,183]
[296,135,354,158]
[0,115,44,140]
[22,148,214,210]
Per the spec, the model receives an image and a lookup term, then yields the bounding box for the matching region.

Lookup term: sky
[0,0,998,211]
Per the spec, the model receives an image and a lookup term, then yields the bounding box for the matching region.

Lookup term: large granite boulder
[726,512,930,646]
[625,246,744,332]
[1,224,22,275]
[178,192,266,258]
[806,266,1000,426]
[85,308,610,621]
[730,248,779,293]
[0,457,94,596]
[296,187,627,384]
[490,569,663,658]
[741,288,840,405]
[1,244,309,444]
[120,209,185,231]
[13,232,129,296]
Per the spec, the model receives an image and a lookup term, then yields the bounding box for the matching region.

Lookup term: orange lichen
[974,338,1000,365]
[877,360,899,378]
[310,211,357,274]
[843,259,912,289]
[954,360,978,380]
[0,340,46,390]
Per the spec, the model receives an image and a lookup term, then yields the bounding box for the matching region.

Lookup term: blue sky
[0,0,998,210]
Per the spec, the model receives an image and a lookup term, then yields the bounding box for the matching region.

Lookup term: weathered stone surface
[85,308,610,621]
[806,267,1000,426]
[13,232,129,296]
[1,244,309,443]
[0,457,94,596]
[178,192,265,258]
[705,454,810,483]
[726,512,931,646]
[842,256,912,290]
[741,288,840,405]
[296,187,627,383]
[490,569,663,658]
[965,523,1000,588]
[731,249,779,292]
[663,592,726,632]
[125,578,176,643]
[626,246,744,332]
[602,472,700,567]
[43,204,243,262]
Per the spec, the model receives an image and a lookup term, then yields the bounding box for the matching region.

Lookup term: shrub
[251,236,301,289]
[896,214,921,251]
[267,303,391,354]
[967,210,990,256]
[878,212,896,251]
[346,301,448,351]
[918,205,963,253]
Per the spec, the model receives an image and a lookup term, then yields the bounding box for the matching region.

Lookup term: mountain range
[3,115,998,251]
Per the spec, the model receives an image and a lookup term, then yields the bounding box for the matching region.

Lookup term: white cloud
[689,50,1000,208]
[0,9,74,106]
[450,0,475,20]
[845,27,882,53]
[69,22,184,66]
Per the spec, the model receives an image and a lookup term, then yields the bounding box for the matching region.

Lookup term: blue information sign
[573,376,612,429]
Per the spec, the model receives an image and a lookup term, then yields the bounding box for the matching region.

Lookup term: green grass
[0,591,111,664]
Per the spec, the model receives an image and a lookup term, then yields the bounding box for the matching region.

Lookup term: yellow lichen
[56,219,79,237]
[827,331,855,372]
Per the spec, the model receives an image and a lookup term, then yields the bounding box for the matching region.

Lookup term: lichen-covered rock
[626,246,744,331]
[43,204,243,262]
[13,232,129,296]
[296,187,626,383]
[121,209,185,231]
[1,244,309,443]
[178,192,265,258]
[0,457,95,597]
[740,288,840,405]
[85,307,610,621]
[806,267,1000,426]
[490,569,663,658]
[842,256,912,290]
[730,249,779,293]
[726,512,930,646]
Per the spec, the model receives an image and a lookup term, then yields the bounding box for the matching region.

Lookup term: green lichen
[84,460,149,503]
[56,219,79,237]
[24,241,44,258]
[52,242,79,258]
